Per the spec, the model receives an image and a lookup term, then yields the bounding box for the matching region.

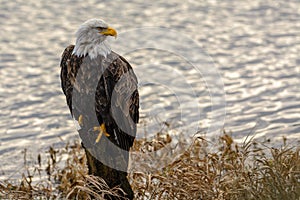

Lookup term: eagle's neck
[72,40,111,59]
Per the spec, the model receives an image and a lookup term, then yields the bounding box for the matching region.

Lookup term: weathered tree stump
[80,125,134,200]
[83,145,134,199]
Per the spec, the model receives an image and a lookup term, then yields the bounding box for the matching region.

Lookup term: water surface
[1,0,299,178]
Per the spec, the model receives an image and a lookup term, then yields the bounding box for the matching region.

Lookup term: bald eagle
[60,19,139,199]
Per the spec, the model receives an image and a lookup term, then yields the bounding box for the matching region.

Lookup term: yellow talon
[78,115,83,126]
[94,123,110,143]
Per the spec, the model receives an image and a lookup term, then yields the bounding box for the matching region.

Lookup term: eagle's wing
[96,52,139,150]
[60,45,81,115]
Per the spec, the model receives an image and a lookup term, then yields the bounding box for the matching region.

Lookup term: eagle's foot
[94,123,110,143]
[78,115,83,126]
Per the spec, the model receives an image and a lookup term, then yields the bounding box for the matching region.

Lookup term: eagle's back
[60,45,139,151]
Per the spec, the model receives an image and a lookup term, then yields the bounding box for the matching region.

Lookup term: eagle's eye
[95,27,107,32]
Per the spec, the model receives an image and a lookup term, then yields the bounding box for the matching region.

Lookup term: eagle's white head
[72,19,117,59]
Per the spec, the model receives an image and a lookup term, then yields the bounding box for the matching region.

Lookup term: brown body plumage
[60,44,139,199]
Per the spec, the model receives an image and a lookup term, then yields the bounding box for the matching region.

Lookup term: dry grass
[130,133,300,200]
[0,133,299,200]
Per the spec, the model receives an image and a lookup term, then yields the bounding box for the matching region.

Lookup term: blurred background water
[0,0,299,179]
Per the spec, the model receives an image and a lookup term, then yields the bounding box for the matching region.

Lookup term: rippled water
[1,0,299,178]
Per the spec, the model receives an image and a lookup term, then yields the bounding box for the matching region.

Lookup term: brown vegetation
[0,133,299,200]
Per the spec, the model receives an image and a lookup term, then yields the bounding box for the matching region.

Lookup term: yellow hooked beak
[100,27,117,38]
